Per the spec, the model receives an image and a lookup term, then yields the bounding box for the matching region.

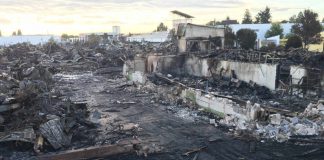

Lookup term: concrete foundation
[180,88,263,121]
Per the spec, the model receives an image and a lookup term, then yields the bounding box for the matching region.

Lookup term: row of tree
[226,27,303,50]
[242,7,271,24]
[264,9,322,45]
[242,7,324,24]
[12,29,22,36]
[0,30,22,36]
[224,9,323,50]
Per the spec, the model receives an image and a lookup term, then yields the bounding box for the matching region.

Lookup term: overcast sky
[0,0,323,36]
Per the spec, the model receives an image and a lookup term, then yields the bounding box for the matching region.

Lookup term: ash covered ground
[0,42,323,160]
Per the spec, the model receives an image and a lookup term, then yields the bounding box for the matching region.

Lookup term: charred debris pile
[0,43,96,156]
[128,45,324,144]
[1,40,324,158]
[201,48,324,69]
[0,42,146,158]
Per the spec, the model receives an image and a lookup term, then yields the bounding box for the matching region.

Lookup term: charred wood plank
[38,140,140,160]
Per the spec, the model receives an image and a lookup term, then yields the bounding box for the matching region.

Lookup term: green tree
[206,20,221,26]
[242,9,253,24]
[87,34,101,48]
[285,34,302,49]
[17,29,22,36]
[322,18,324,23]
[206,20,215,26]
[291,9,322,45]
[156,23,168,31]
[61,33,69,40]
[255,6,271,24]
[289,15,297,23]
[12,31,16,36]
[289,12,303,23]
[265,23,284,38]
[281,20,289,23]
[236,29,257,49]
[0,30,2,37]
[224,27,236,48]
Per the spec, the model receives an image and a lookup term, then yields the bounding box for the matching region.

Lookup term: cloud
[0,17,11,24]
[41,19,75,25]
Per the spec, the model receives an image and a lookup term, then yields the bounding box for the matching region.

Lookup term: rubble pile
[0,43,105,155]
[143,73,324,143]
[0,41,151,159]
[105,41,177,55]
[217,100,324,142]
[149,74,308,112]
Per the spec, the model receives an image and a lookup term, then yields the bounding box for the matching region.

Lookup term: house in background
[0,35,60,46]
[79,26,122,42]
[221,19,239,25]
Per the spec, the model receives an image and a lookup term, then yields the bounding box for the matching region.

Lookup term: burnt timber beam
[38,140,140,160]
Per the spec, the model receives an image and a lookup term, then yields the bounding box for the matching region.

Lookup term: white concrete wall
[184,56,210,77]
[178,39,186,53]
[184,24,224,38]
[124,55,278,90]
[217,61,278,90]
[290,66,306,85]
[127,31,170,43]
[181,89,261,120]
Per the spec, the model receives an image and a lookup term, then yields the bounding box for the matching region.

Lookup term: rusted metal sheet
[38,140,140,160]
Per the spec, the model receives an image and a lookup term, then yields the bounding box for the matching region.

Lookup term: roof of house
[221,19,239,25]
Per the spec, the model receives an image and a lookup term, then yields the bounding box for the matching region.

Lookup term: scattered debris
[0,128,35,143]
[39,118,71,149]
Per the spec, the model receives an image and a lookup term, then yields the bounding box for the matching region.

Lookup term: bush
[236,29,257,50]
[285,35,302,49]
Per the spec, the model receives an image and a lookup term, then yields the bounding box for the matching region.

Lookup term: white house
[0,35,60,46]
